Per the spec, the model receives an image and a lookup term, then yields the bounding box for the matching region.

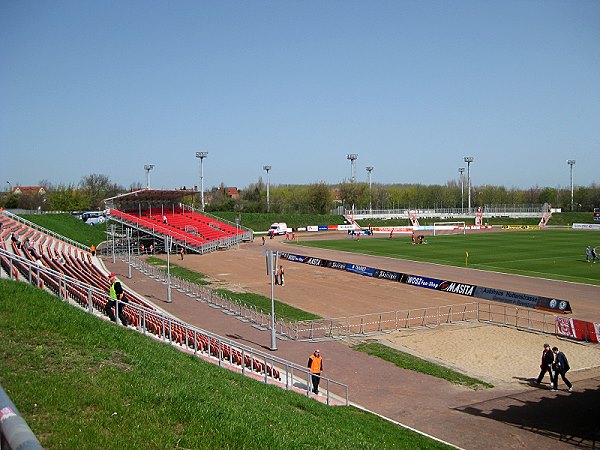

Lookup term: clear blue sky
[1,1,599,191]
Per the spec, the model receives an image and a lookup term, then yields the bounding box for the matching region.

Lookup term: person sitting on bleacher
[105,273,128,325]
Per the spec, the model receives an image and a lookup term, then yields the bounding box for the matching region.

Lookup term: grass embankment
[20,213,106,248]
[0,280,449,449]
[354,343,493,389]
[145,257,320,322]
[293,229,600,285]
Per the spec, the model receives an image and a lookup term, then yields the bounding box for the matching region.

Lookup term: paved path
[104,237,600,449]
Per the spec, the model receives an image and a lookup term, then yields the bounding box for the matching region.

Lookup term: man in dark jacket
[551,346,573,392]
[535,343,554,386]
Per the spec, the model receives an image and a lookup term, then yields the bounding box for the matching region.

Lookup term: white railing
[0,248,349,406]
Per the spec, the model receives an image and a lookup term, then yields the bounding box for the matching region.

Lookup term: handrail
[0,384,43,450]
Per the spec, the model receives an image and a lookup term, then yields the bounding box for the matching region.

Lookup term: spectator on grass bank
[105,273,128,325]
[308,349,323,395]
[551,346,573,392]
[535,343,554,386]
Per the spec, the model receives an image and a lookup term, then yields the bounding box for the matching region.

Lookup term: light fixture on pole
[195,151,208,210]
[464,157,474,212]
[567,159,576,211]
[366,166,374,214]
[143,165,154,189]
[346,154,358,182]
[458,168,465,211]
[6,181,12,192]
[263,165,272,212]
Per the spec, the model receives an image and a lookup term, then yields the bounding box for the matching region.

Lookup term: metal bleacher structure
[0,211,349,406]
[104,189,253,255]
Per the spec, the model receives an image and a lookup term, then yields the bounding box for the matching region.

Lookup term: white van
[269,222,289,236]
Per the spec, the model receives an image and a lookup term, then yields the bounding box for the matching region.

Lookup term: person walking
[90,244,96,256]
[179,247,184,260]
[105,273,128,325]
[586,245,591,263]
[592,247,597,263]
[308,349,323,394]
[551,346,573,392]
[535,343,554,387]
[277,265,285,286]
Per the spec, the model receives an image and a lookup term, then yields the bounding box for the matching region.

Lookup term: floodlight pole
[143,164,154,189]
[127,228,132,279]
[6,181,12,192]
[464,157,474,213]
[166,235,172,303]
[567,160,576,211]
[346,154,358,183]
[196,151,208,211]
[266,250,278,351]
[263,165,272,212]
[366,166,373,215]
[458,168,465,212]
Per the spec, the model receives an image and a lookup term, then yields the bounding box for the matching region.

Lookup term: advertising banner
[337,224,356,231]
[306,226,318,232]
[438,280,476,296]
[556,317,577,339]
[317,225,328,231]
[326,260,348,270]
[345,264,376,277]
[403,275,442,290]
[474,287,571,313]
[373,269,404,282]
[304,256,326,267]
[572,223,600,230]
[501,225,541,230]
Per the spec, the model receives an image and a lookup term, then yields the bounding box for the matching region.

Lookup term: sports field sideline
[292,229,600,285]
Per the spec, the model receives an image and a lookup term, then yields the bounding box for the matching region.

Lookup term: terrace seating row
[0,214,280,381]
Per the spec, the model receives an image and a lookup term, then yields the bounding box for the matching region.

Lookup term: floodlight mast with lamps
[263,165,272,212]
[567,159,576,211]
[366,166,374,214]
[143,164,154,189]
[463,157,474,212]
[346,154,358,182]
[195,152,208,210]
[6,181,12,192]
[458,168,465,211]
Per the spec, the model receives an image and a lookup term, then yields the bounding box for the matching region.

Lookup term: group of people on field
[585,245,597,263]
[536,343,573,392]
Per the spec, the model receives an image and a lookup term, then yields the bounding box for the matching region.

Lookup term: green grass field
[293,229,600,285]
[0,280,449,449]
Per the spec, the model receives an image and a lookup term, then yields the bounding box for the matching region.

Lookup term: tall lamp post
[366,166,374,214]
[195,152,208,210]
[567,159,576,211]
[464,157,474,212]
[346,154,358,182]
[458,168,465,211]
[143,164,154,189]
[263,165,272,212]
[6,181,12,192]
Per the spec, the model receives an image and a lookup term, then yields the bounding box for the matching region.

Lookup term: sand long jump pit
[379,322,600,387]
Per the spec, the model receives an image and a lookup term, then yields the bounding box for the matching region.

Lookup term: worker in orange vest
[307,349,323,394]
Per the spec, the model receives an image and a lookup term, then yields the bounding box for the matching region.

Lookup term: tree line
[1,174,598,214]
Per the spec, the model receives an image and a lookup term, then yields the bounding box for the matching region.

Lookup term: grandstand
[105,189,253,254]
